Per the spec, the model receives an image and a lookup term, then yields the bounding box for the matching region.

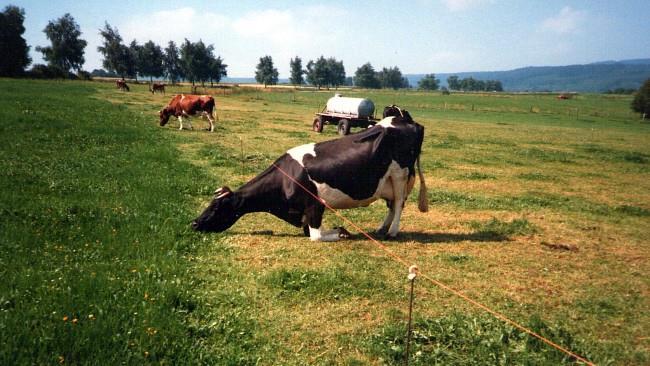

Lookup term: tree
[128,40,142,80]
[306,56,329,89]
[354,62,380,89]
[447,75,460,90]
[97,23,134,79]
[326,57,345,89]
[138,40,164,82]
[180,39,215,86]
[460,77,477,91]
[0,5,31,76]
[163,41,182,84]
[418,74,440,91]
[631,78,650,120]
[208,56,227,87]
[485,80,503,92]
[35,13,86,74]
[475,79,486,92]
[378,66,407,89]
[255,55,279,87]
[289,56,304,85]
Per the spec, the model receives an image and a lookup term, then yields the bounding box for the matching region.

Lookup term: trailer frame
[312,107,379,136]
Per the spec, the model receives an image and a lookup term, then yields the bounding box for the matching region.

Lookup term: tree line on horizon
[0,4,494,92]
[1,4,649,117]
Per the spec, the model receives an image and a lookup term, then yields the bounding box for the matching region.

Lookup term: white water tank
[325,94,375,118]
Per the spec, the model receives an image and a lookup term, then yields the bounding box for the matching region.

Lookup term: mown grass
[2,79,649,365]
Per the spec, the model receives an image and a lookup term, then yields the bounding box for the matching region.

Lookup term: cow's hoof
[375,231,397,241]
[337,227,351,239]
[375,227,389,237]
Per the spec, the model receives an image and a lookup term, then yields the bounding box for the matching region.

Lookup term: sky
[9,0,650,78]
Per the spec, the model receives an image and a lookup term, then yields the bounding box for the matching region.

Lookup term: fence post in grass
[405,265,418,366]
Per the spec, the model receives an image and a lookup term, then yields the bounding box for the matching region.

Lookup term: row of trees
[256,55,349,89]
[97,23,227,86]
[447,76,504,92]
[353,63,410,89]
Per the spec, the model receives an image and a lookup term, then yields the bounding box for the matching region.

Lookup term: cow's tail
[416,157,428,212]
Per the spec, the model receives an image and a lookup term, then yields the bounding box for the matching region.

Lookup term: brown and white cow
[150,83,165,94]
[159,94,216,132]
[116,79,129,91]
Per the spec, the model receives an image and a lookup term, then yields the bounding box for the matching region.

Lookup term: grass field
[1,79,648,365]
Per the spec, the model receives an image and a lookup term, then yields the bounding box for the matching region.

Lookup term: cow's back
[300,127,394,201]
[299,121,423,201]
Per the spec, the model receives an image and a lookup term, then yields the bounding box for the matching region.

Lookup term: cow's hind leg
[377,199,395,236]
[386,175,409,238]
[205,112,215,132]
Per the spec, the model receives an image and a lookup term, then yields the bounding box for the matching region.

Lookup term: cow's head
[383,105,414,124]
[191,187,240,232]
[159,108,171,126]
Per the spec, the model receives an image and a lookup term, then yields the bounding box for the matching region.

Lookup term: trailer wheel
[312,116,324,133]
[337,119,350,135]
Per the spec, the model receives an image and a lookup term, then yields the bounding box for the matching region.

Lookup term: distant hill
[405,59,650,92]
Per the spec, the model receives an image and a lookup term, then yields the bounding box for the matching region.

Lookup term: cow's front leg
[177,116,184,130]
[308,227,345,242]
[377,199,395,236]
[304,201,349,242]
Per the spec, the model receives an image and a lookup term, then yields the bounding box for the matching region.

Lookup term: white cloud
[541,6,586,34]
[441,0,492,12]
[115,5,348,76]
[120,7,229,45]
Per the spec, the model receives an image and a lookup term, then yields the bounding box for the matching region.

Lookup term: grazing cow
[116,79,129,91]
[150,83,165,94]
[192,107,428,241]
[159,94,216,132]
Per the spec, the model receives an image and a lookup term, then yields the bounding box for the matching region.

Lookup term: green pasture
[1,79,648,365]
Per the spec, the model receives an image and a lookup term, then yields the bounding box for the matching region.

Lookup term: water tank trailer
[312,94,379,135]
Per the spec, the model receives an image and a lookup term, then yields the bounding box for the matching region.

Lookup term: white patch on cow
[313,160,410,210]
[376,116,397,129]
[287,143,316,167]
[308,226,341,242]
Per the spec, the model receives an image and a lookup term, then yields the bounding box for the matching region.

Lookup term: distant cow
[159,94,216,132]
[150,83,165,94]
[116,79,129,91]
[192,107,428,241]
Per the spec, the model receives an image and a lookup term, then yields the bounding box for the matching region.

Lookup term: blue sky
[9,0,650,77]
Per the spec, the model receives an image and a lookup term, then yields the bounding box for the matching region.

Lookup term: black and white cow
[191,107,428,241]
